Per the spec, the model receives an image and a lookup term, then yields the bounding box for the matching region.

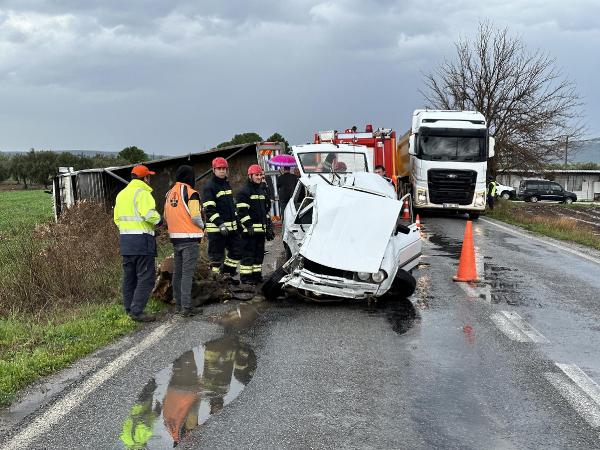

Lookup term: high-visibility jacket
[120,401,155,448]
[489,181,497,197]
[164,182,204,243]
[202,175,239,233]
[113,179,161,256]
[236,180,270,233]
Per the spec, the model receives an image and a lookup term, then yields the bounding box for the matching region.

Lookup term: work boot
[221,273,240,286]
[129,313,156,322]
[179,307,203,317]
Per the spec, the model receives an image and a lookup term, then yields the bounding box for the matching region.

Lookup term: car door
[539,182,552,201]
[283,196,314,256]
[549,183,563,201]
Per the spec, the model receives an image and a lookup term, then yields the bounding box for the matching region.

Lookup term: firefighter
[164,165,204,317]
[113,164,161,322]
[236,164,275,284]
[202,157,242,280]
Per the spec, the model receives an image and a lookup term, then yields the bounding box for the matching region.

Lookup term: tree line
[0,146,148,188]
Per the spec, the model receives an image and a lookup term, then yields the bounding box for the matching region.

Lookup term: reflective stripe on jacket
[202,175,239,233]
[236,180,270,234]
[113,179,160,256]
[164,182,204,241]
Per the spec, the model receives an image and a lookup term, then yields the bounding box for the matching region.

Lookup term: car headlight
[474,190,486,207]
[357,272,370,281]
[416,188,427,205]
[371,270,387,283]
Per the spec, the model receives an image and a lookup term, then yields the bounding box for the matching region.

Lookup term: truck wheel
[262,266,287,301]
[469,212,480,220]
[501,192,511,200]
[390,269,416,298]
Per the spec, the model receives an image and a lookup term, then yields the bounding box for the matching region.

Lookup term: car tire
[501,192,511,200]
[390,269,416,298]
[530,196,539,203]
[262,266,287,301]
[469,212,480,220]
[564,197,574,204]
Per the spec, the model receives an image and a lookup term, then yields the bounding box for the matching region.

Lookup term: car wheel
[565,197,573,204]
[261,266,287,301]
[390,269,416,298]
[501,192,511,200]
[530,196,539,203]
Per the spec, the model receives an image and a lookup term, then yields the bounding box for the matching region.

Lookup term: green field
[0,190,164,407]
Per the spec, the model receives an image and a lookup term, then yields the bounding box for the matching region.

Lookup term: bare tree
[421,22,583,174]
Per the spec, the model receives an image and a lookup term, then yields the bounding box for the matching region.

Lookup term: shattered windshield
[298,152,368,174]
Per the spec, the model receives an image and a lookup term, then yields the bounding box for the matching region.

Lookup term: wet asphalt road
[2,216,600,449]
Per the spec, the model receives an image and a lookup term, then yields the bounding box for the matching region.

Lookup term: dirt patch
[514,203,600,234]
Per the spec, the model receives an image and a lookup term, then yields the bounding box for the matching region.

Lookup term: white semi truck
[397,110,495,219]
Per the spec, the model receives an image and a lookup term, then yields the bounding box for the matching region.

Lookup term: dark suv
[518,179,577,204]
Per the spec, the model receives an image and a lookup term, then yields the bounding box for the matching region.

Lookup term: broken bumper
[281,268,386,300]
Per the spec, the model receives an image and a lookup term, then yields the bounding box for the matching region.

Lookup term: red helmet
[333,161,347,171]
[247,164,264,175]
[212,157,228,169]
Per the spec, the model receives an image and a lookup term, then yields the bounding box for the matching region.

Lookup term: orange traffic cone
[453,220,479,282]
[401,199,410,220]
[415,214,422,228]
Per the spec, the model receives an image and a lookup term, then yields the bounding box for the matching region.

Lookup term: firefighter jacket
[113,179,161,256]
[164,182,204,244]
[202,175,239,233]
[236,179,270,233]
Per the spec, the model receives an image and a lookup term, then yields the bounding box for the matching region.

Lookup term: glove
[245,226,255,237]
[219,224,228,237]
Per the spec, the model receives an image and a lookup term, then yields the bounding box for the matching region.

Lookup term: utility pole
[564,136,569,168]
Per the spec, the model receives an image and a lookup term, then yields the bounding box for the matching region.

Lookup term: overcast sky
[0,0,598,155]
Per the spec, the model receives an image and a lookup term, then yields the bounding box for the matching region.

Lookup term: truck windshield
[298,152,368,174]
[419,135,486,162]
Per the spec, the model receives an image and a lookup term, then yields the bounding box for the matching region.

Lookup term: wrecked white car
[263,143,422,301]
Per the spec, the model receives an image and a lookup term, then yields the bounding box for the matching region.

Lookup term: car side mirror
[395,223,410,235]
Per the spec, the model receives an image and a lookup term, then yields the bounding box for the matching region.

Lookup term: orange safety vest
[164,182,204,239]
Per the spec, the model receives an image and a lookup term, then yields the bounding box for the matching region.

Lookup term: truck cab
[398,110,495,219]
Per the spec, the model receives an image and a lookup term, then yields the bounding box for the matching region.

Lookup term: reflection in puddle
[366,298,419,335]
[120,336,256,449]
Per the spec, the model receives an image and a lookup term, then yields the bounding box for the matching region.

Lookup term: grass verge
[0,191,166,407]
[486,200,600,250]
[0,299,164,406]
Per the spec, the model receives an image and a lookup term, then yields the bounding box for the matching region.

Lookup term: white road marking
[490,311,549,343]
[2,322,174,450]
[545,363,600,428]
[491,312,530,342]
[499,311,549,343]
[480,218,600,266]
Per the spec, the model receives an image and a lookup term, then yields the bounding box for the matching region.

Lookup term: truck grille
[427,169,477,205]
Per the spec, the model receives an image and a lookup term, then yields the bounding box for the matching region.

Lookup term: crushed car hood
[300,183,401,273]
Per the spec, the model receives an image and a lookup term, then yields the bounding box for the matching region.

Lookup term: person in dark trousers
[276,166,298,221]
[113,165,161,322]
[202,157,242,281]
[164,165,205,317]
[487,179,497,210]
[236,164,275,285]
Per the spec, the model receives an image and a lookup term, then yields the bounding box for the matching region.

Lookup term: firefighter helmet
[212,157,228,169]
[247,164,264,175]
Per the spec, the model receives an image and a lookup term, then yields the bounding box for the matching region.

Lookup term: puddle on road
[365,297,420,335]
[119,335,256,449]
